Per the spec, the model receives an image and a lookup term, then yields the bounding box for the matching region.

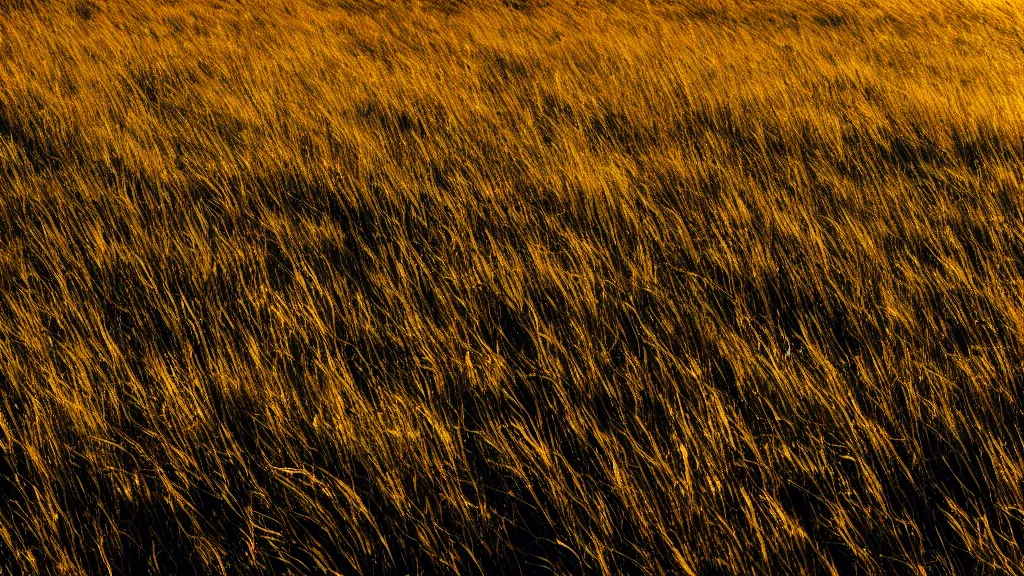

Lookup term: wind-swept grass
[1,0,1023,573]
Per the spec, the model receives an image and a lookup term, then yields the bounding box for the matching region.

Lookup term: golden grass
[1,0,1023,573]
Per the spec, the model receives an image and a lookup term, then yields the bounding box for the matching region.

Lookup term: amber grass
[1,0,1023,574]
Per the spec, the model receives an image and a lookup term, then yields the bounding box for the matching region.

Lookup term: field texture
[1,0,1024,573]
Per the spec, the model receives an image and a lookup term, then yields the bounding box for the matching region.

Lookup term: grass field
[1,0,1023,573]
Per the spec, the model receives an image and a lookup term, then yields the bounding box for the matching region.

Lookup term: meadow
[1,0,1023,573]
